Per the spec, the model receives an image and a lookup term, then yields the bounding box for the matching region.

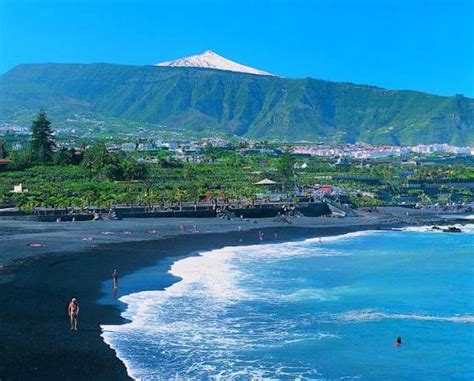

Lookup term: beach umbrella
[254,178,277,186]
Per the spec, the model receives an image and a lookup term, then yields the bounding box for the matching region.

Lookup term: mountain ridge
[0,62,472,145]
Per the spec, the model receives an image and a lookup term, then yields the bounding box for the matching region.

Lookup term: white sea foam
[334,309,474,324]
[400,223,474,234]
[304,229,378,243]
[278,288,340,302]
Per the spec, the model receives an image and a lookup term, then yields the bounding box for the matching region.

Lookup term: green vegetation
[0,139,6,159]
[30,110,56,162]
[82,144,148,181]
[1,148,473,209]
[277,150,296,190]
[1,63,473,145]
[0,114,473,210]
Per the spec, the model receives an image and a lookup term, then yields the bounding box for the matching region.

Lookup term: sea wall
[0,202,332,221]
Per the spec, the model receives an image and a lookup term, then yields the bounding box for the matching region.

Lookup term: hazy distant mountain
[0,62,472,145]
[156,50,274,76]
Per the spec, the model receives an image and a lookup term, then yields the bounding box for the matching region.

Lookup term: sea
[101,224,474,380]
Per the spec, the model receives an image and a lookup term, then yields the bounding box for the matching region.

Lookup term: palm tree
[173,189,189,210]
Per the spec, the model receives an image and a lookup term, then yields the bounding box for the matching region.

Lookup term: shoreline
[0,211,471,380]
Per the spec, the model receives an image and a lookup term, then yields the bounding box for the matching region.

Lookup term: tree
[173,189,189,210]
[277,150,296,191]
[121,159,149,180]
[83,144,148,181]
[103,163,124,181]
[53,148,73,165]
[419,192,431,206]
[0,139,7,159]
[184,165,194,180]
[8,149,33,170]
[30,110,56,162]
[83,144,108,172]
[83,144,116,178]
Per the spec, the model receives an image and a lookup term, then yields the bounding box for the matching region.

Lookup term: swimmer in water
[395,337,402,346]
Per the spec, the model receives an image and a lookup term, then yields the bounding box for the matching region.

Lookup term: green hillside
[1,63,472,144]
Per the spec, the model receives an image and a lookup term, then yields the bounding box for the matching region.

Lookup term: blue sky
[1,0,473,96]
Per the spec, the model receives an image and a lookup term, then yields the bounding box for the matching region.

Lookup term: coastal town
[0,112,473,222]
[2,117,473,158]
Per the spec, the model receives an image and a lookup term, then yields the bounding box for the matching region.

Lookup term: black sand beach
[0,209,467,380]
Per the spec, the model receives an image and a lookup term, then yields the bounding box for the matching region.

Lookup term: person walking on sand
[68,298,79,331]
[112,269,118,288]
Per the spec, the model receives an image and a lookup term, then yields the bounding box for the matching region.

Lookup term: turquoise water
[102,226,474,380]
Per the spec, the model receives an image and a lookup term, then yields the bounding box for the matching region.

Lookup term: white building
[121,143,136,152]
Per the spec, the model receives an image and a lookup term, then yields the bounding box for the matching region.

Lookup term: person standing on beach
[68,298,79,331]
[112,269,118,288]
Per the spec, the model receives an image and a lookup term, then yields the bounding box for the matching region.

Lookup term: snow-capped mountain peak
[155,50,274,76]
